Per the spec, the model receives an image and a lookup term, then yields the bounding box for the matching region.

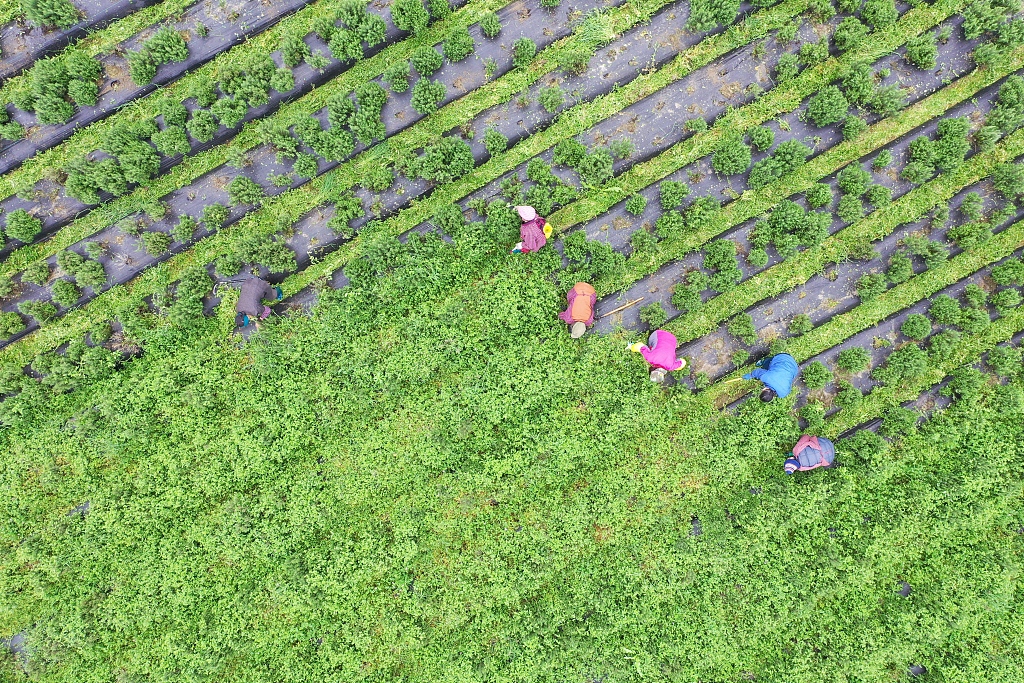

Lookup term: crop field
[1,0,1024,679]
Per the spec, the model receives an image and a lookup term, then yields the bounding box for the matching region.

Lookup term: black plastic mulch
[0,0,161,81]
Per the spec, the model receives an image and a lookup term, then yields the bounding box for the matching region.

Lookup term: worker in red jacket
[627,329,686,383]
[511,205,552,254]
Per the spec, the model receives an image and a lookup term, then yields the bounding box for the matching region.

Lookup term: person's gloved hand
[754,357,769,369]
[626,342,644,353]
[543,222,553,239]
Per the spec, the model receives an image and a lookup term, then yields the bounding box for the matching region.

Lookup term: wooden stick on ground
[600,297,644,318]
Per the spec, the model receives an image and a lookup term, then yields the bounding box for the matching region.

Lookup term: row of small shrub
[8,49,102,126]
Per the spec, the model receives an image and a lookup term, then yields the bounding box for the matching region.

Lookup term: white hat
[516,205,537,221]
[570,321,586,338]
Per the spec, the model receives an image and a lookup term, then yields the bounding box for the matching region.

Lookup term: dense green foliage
[712,136,752,175]
[3,1,1024,679]
[411,78,446,115]
[443,27,475,62]
[806,85,849,126]
[836,346,870,372]
[4,209,43,243]
[14,49,102,125]
[391,0,430,34]
[538,85,565,113]
[748,125,774,151]
[513,38,538,68]
[659,180,690,210]
[801,360,831,388]
[906,31,938,69]
[625,194,647,215]
[20,0,78,27]
[481,127,507,157]
[480,12,502,37]
[748,140,811,189]
[127,26,189,86]
[410,46,443,76]
[3,229,1023,678]
[688,0,742,31]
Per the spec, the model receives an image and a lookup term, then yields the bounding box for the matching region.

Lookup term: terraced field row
[0,0,1020,487]
[0,0,807,358]
[2,0,996,369]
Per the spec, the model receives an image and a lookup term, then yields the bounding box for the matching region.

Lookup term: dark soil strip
[0,0,331,175]
[0,0,615,349]
[596,62,998,338]
[0,0,161,81]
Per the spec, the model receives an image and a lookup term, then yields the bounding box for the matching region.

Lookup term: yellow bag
[543,222,553,238]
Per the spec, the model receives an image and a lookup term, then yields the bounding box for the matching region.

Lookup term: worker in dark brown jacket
[235,277,282,327]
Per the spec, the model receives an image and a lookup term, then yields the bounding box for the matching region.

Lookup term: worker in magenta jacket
[785,435,836,474]
[511,205,552,254]
[558,282,596,338]
[627,329,687,383]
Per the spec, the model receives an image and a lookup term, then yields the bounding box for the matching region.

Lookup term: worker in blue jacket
[743,353,798,402]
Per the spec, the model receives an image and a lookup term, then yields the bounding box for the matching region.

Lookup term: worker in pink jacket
[627,329,686,383]
[511,205,552,254]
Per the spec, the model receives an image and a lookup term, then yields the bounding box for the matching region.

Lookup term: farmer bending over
[235,277,283,327]
[785,435,836,474]
[627,329,686,383]
[743,352,797,402]
[511,205,552,254]
[559,282,596,338]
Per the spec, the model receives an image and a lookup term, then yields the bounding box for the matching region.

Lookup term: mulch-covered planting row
[0,0,314,175]
[0,0,161,81]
